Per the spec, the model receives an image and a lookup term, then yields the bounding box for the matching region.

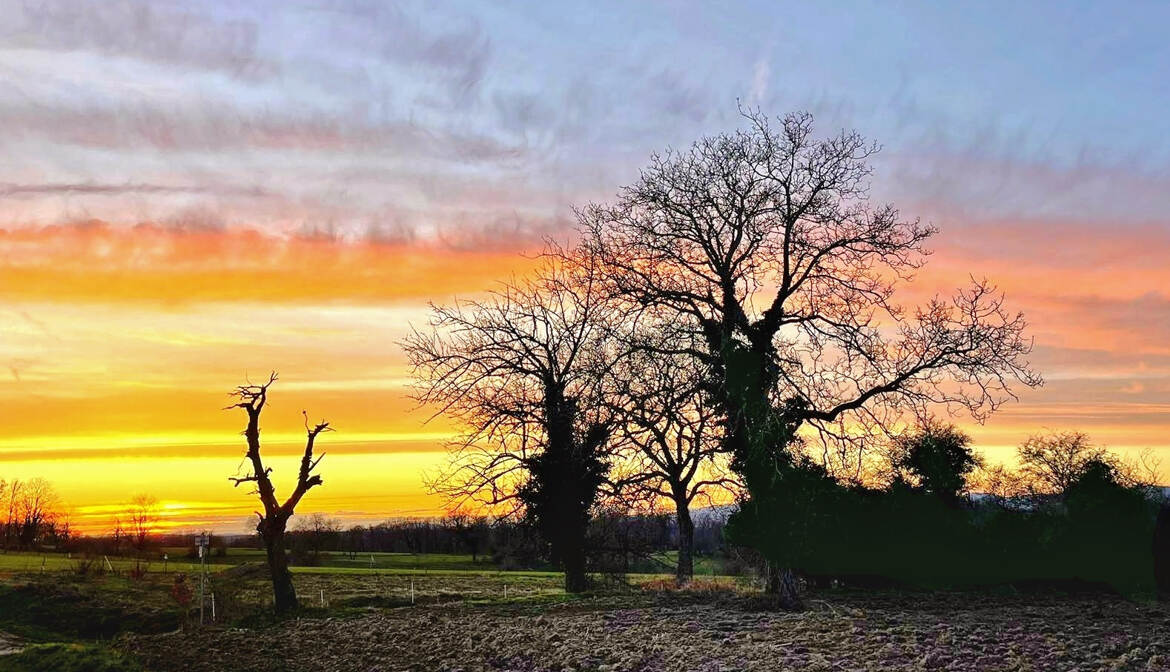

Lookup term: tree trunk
[765,564,801,610]
[674,494,695,584]
[261,519,298,613]
[1155,502,1170,601]
[563,547,589,593]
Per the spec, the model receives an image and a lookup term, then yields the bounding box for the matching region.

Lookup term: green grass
[0,644,141,672]
[0,549,558,576]
[306,551,508,572]
[0,576,181,642]
[0,552,229,575]
[0,549,734,587]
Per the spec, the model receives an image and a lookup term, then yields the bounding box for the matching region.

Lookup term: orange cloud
[0,221,537,304]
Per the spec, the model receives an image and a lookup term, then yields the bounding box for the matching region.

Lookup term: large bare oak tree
[580,109,1041,605]
[228,373,330,613]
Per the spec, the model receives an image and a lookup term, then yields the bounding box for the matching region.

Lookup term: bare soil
[125,590,1170,672]
[0,630,24,656]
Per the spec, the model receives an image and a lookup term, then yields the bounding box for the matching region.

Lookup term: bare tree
[1017,431,1115,496]
[126,494,160,553]
[1016,431,1154,497]
[12,477,59,548]
[228,373,331,613]
[1,478,14,549]
[608,326,738,583]
[292,512,342,563]
[110,515,126,552]
[580,109,1041,605]
[404,250,623,592]
[970,463,1030,508]
[442,510,490,562]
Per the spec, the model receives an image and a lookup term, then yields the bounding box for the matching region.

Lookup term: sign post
[195,533,209,625]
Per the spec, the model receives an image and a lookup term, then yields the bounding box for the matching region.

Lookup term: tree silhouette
[890,422,980,506]
[580,108,1041,606]
[608,325,738,583]
[6,477,60,549]
[404,250,622,592]
[227,373,330,613]
[292,513,342,565]
[1017,431,1117,497]
[126,493,160,552]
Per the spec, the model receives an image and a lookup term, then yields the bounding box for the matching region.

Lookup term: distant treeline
[218,509,730,575]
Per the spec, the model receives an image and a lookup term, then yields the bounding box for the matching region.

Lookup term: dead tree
[403,249,622,593]
[580,108,1041,607]
[228,373,330,613]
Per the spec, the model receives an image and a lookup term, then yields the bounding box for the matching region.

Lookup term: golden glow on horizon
[1,223,1167,534]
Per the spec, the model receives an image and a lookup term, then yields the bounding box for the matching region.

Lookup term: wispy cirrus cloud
[0,181,271,198]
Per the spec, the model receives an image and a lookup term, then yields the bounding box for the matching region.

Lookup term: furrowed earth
[126,586,1168,671]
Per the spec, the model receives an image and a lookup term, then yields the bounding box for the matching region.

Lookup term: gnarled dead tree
[228,373,330,613]
[404,249,623,592]
[580,108,1042,606]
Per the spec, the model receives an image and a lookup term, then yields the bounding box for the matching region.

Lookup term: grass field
[0,549,551,576]
[0,548,730,577]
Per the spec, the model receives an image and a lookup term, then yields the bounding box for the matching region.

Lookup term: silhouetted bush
[728,449,1160,596]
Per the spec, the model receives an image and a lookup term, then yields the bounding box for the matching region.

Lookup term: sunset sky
[1,1,1168,534]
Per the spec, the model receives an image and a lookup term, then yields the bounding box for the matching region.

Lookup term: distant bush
[288,547,329,567]
[71,554,104,579]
